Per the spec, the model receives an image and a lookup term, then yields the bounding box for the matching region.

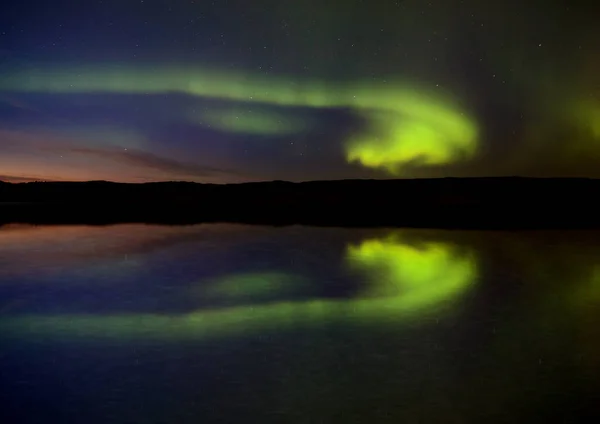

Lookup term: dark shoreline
[2,177,600,229]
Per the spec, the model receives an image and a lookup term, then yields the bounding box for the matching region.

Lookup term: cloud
[68,146,246,181]
[0,96,39,112]
[0,174,58,183]
[0,127,256,182]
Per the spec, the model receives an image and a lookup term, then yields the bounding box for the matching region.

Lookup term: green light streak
[346,111,475,173]
[0,235,477,342]
[1,65,478,173]
[571,266,600,307]
[196,108,308,136]
[572,99,600,139]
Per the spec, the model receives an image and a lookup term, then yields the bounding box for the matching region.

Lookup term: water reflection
[199,272,307,301]
[347,233,476,312]
[1,228,478,341]
[3,225,600,423]
[571,266,600,307]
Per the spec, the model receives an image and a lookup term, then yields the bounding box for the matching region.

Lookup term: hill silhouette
[1,177,600,228]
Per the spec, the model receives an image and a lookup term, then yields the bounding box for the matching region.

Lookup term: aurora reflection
[0,232,477,341]
[346,234,477,311]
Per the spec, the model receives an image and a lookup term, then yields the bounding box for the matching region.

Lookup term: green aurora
[1,65,479,174]
[195,107,309,136]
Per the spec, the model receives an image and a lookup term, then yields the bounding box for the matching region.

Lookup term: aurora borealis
[0,0,598,182]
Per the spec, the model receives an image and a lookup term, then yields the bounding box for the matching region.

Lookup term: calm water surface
[1,224,600,423]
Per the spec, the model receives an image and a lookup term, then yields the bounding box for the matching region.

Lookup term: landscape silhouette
[1,177,599,228]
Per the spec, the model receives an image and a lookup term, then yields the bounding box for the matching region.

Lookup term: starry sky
[0,0,598,183]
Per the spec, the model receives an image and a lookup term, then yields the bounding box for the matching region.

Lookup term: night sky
[0,0,598,183]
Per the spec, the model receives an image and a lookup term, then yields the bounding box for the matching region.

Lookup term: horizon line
[2,176,600,185]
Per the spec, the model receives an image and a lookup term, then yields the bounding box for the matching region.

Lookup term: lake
[1,224,600,423]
